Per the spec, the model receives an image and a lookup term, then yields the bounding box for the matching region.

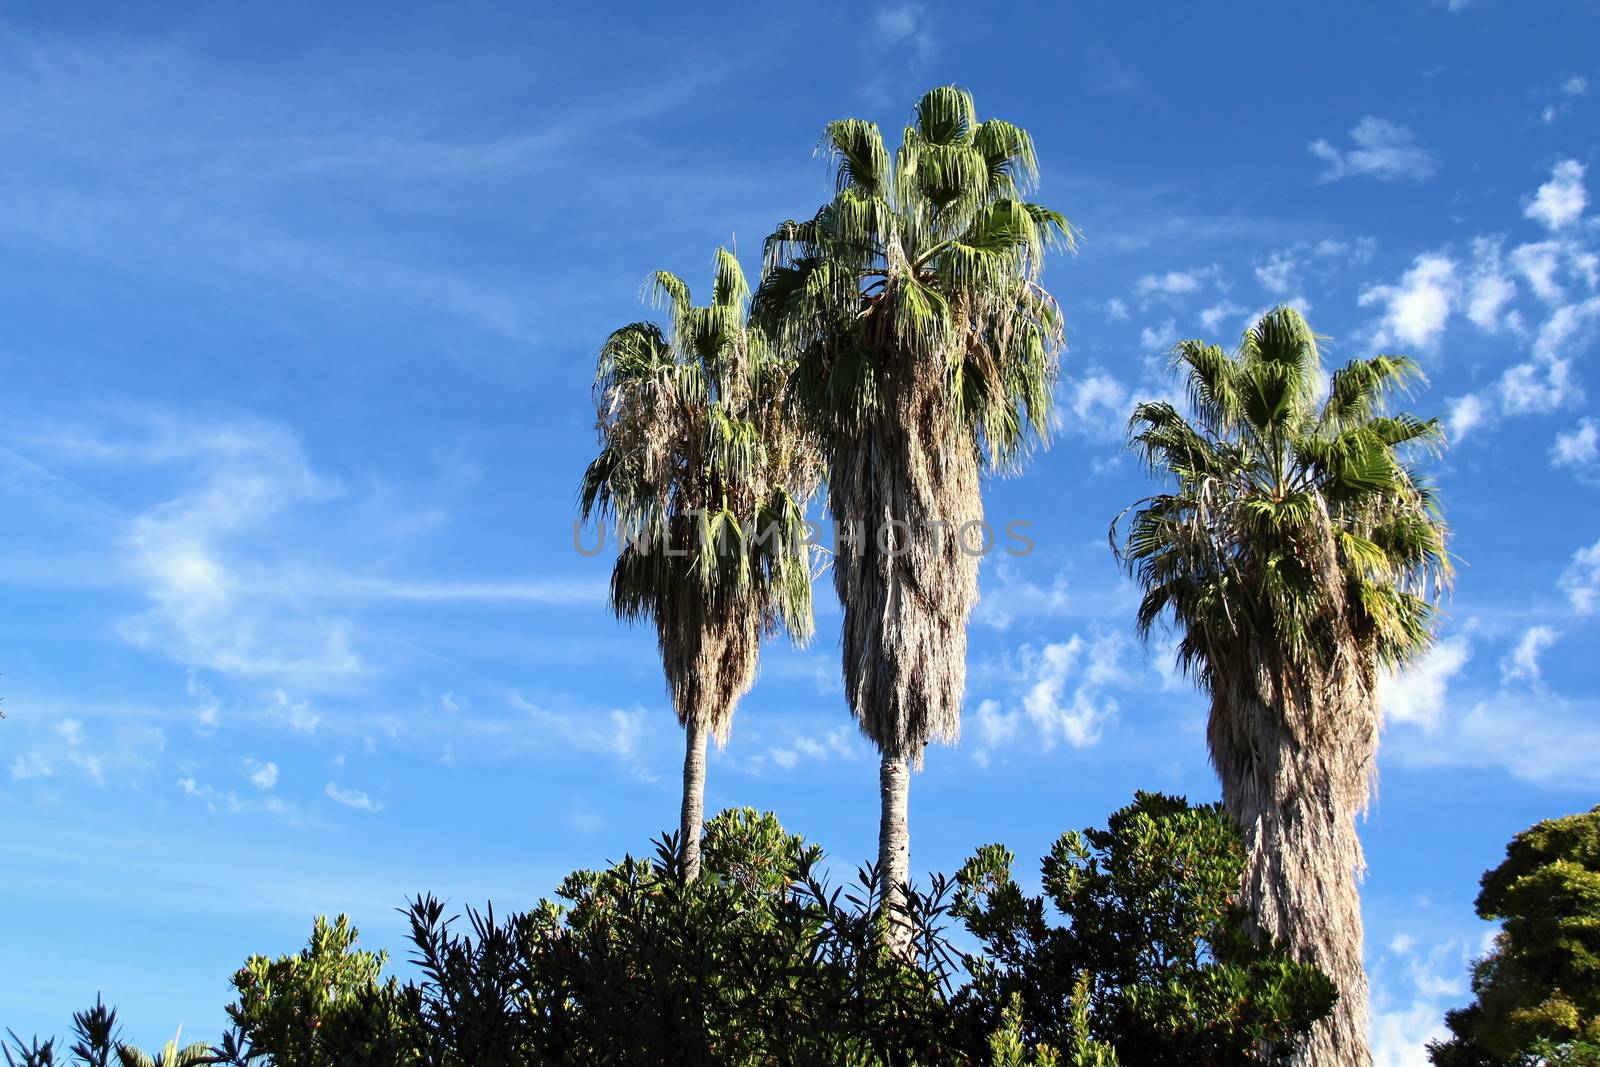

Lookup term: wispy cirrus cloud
[324,781,383,813]
[1309,117,1438,183]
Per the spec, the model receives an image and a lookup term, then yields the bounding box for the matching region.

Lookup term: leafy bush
[400,807,963,1065]
[951,792,1336,1064]
[219,914,426,1065]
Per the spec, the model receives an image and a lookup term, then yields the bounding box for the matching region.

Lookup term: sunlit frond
[1114,306,1451,691]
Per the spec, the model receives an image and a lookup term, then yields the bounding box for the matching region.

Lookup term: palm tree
[581,248,818,881]
[1112,307,1451,1065]
[754,86,1072,935]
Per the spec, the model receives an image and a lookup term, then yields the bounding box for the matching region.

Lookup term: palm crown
[1116,305,1451,690]
[755,84,1073,473]
[580,248,817,741]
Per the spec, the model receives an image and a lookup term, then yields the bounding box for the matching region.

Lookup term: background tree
[1429,805,1600,1066]
[755,85,1071,930]
[581,249,818,879]
[953,791,1335,1064]
[224,913,424,1066]
[1112,307,1450,1065]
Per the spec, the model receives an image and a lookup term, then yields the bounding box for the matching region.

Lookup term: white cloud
[1510,241,1565,303]
[507,690,651,771]
[1561,538,1600,613]
[1496,353,1578,415]
[969,632,1132,762]
[1553,418,1599,470]
[1395,690,1600,787]
[1140,319,1178,351]
[264,690,320,734]
[1524,159,1587,231]
[1065,371,1131,438]
[1105,297,1128,320]
[1532,296,1600,365]
[1500,626,1559,684]
[1451,289,1597,435]
[1314,236,1377,263]
[1310,118,1438,183]
[1445,394,1487,442]
[973,697,1020,752]
[1465,237,1517,331]
[84,414,364,686]
[325,781,382,813]
[1199,301,1247,332]
[1380,636,1471,731]
[870,2,935,63]
[11,752,54,780]
[245,758,279,790]
[1360,253,1458,349]
[1135,270,1203,296]
[1370,991,1452,1066]
[1255,251,1297,294]
[976,563,1072,629]
[1020,635,1125,749]
[174,772,304,822]
[974,563,1138,631]
[187,671,221,729]
[1563,75,1590,96]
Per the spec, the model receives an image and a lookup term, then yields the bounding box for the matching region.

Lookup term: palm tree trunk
[680,719,709,881]
[1214,650,1377,1067]
[878,751,912,951]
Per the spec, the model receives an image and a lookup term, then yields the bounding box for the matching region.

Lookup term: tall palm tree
[1113,307,1451,1065]
[581,248,817,881]
[754,86,1072,935]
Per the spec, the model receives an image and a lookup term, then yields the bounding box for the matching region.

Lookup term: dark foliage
[9,798,1338,1066]
[950,792,1335,1065]
[1429,805,1600,1066]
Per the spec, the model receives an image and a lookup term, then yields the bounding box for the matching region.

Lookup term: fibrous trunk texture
[832,314,981,745]
[830,407,981,768]
[833,245,981,948]
[1212,521,1379,1067]
[680,718,709,881]
[663,591,761,747]
[662,586,761,883]
[878,753,912,948]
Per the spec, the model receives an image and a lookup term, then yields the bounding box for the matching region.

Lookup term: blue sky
[1,2,1597,1061]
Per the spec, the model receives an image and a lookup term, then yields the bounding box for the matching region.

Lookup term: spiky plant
[581,248,818,880]
[755,85,1072,934]
[1112,307,1451,1066]
[113,1035,210,1067]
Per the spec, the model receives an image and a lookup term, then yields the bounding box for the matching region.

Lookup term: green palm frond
[1114,306,1451,687]
[755,84,1073,476]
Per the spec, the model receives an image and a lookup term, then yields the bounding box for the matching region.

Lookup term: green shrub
[219,914,425,1066]
[951,792,1335,1064]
